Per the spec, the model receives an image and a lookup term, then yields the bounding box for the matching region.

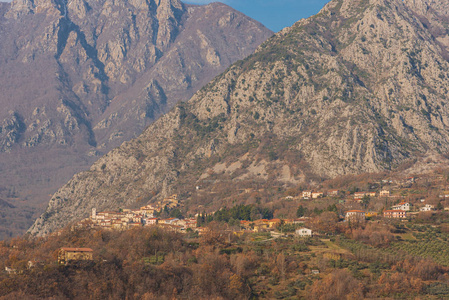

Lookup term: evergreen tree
[327,204,338,213]
[297,205,306,217]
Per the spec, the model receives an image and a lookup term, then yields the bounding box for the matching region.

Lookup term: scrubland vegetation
[2,213,449,299]
[3,170,449,299]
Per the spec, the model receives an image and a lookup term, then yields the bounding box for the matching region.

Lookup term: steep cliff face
[0,0,271,150]
[30,0,449,235]
[0,0,272,239]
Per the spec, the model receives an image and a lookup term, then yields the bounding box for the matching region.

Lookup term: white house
[345,210,366,221]
[384,210,407,218]
[295,228,313,237]
[159,218,179,225]
[420,204,435,212]
[392,202,411,211]
[312,192,324,199]
[144,218,158,226]
[354,192,366,200]
[328,190,339,196]
[302,191,312,199]
[379,190,390,197]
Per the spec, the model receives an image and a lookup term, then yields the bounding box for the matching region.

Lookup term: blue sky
[1,0,330,32]
[185,0,330,32]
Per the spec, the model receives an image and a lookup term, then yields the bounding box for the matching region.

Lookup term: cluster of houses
[300,175,419,202]
[88,202,316,237]
[238,218,313,237]
[240,218,299,232]
[85,195,198,232]
[301,190,338,199]
[240,218,282,231]
[344,201,437,221]
[90,208,197,232]
[301,188,401,201]
[300,174,449,205]
[300,177,448,223]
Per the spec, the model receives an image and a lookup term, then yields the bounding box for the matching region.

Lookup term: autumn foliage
[1,221,449,299]
[351,223,395,247]
[0,227,250,299]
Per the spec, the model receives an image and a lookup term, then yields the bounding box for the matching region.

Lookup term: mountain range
[0,0,272,239]
[29,0,449,235]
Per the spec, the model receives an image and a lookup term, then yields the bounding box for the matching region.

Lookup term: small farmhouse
[295,228,313,237]
[159,218,179,225]
[392,202,411,211]
[365,212,378,218]
[58,247,93,265]
[353,192,366,200]
[384,210,407,218]
[345,210,366,221]
[354,192,376,200]
[328,190,339,196]
[267,219,282,228]
[144,218,158,225]
[302,191,312,199]
[312,192,324,199]
[379,190,390,197]
[253,219,271,232]
[420,204,435,212]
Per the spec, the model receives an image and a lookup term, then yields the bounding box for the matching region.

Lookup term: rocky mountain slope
[30,0,449,235]
[0,0,272,239]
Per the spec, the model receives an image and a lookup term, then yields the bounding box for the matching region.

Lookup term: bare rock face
[0,111,25,152]
[0,0,272,239]
[5,0,34,19]
[29,0,449,236]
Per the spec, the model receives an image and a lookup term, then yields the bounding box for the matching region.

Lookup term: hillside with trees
[3,202,449,299]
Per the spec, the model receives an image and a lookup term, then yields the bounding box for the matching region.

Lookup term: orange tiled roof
[60,247,93,252]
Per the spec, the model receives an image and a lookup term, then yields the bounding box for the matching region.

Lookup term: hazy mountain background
[0,0,272,239]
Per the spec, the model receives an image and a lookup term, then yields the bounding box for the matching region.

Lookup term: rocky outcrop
[30,0,449,235]
[0,111,25,152]
[0,0,272,239]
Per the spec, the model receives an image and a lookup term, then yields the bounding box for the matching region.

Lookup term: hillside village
[4,171,449,299]
[74,172,449,238]
[86,195,197,232]
[83,194,299,234]
[6,0,449,297]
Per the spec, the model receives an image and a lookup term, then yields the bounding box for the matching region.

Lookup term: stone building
[58,247,93,265]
